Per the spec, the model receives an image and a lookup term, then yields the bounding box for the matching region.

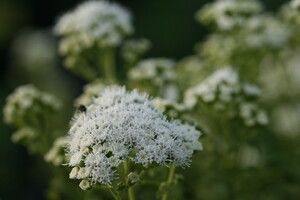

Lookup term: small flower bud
[69,167,79,179]
[77,167,90,179]
[79,180,91,190]
[128,172,140,184]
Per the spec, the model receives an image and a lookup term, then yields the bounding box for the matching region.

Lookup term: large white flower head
[3,85,61,127]
[197,0,263,31]
[67,87,202,187]
[55,0,133,52]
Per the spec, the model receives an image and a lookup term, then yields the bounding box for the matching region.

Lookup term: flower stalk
[161,163,176,200]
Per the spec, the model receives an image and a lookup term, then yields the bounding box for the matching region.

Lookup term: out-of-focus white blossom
[196,0,263,31]
[55,0,133,51]
[272,104,300,138]
[45,136,69,166]
[239,145,262,168]
[184,67,239,107]
[244,16,291,49]
[291,0,300,8]
[3,85,61,127]
[128,58,176,86]
[152,97,186,119]
[11,127,37,143]
[75,80,110,106]
[242,83,261,97]
[261,49,300,100]
[11,30,57,70]
[66,87,202,187]
[184,67,268,126]
[239,102,268,126]
[121,38,151,64]
[128,58,178,99]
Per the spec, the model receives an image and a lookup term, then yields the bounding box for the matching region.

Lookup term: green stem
[100,47,116,83]
[162,163,176,200]
[128,187,135,200]
[108,188,122,200]
[94,185,121,200]
[124,159,135,200]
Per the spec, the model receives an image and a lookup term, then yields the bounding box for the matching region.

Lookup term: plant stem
[108,188,121,200]
[128,187,135,200]
[162,163,176,200]
[124,159,136,200]
[100,47,116,83]
[94,185,121,200]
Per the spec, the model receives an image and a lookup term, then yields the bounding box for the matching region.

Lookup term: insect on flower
[74,104,87,113]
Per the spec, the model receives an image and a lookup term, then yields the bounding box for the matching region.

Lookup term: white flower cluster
[4,85,61,127]
[199,34,235,65]
[11,127,37,144]
[152,97,186,119]
[281,0,300,25]
[239,145,262,168]
[75,80,108,106]
[45,136,69,166]
[121,38,151,64]
[272,104,300,138]
[184,67,268,126]
[184,67,239,107]
[67,87,202,187]
[197,0,263,31]
[128,58,176,86]
[244,16,291,49]
[239,102,268,126]
[55,0,133,54]
[261,49,300,100]
[291,0,300,8]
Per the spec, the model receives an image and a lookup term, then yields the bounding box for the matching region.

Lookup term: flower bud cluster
[184,67,268,126]
[55,0,133,50]
[128,58,176,86]
[4,85,61,127]
[121,38,151,64]
[196,0,263,31]
[54,0,133,74]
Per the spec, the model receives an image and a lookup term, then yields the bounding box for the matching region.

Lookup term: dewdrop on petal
[66,86,202,187]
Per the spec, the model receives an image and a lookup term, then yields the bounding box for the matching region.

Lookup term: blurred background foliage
[0,0,291,199]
